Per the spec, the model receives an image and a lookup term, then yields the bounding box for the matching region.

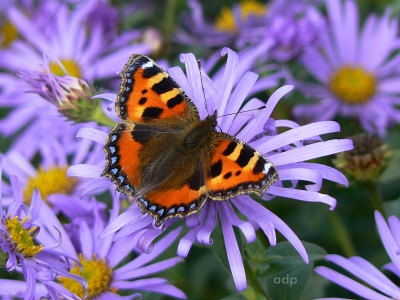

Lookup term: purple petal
[315,266,391,300]
[67,164,103,178]
[76,127,108,145]
[375,211,400,274]
[219,203,247,292]
[268,139,353,166]
[268,186,337,210]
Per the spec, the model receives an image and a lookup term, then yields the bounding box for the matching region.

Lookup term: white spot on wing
[142,60,154,69]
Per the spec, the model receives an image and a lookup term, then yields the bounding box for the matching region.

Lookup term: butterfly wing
[206,133,278,200]
[137,154,209,226]
[103,54,202,207]
[116,54,199,123]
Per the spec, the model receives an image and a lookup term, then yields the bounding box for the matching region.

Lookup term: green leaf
[257,241,327,300]
[221,286,268,300]
[0,250,8,268]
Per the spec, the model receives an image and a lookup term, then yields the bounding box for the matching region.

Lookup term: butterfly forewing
[116,54,199,123]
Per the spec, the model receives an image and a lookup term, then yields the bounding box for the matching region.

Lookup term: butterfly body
[103,54,278,225]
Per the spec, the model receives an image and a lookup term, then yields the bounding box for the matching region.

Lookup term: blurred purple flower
[69,48,352,292]
[176,0,324,62]
[0,1,151,160]
[51,190,186,299]
[292,0,400,137]
[316,211,400,299]
[1,127,105,220]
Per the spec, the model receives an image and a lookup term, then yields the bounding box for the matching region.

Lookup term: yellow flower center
[59,253,114,299]
[215,0,267,32]
[23,166,78,205]
[0,20,18,47]
[4,216,42,257]
[329,65,376,104]
[49,59,82,78]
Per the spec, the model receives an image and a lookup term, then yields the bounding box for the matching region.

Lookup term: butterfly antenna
[197,60,209,114]
[216,105,266,119]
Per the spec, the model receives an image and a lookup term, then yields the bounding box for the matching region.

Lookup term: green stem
[243,258,270,300]
[91,106,116,128]
[364,181,387,219]
[329,212,357,257]
[163,0,177,38]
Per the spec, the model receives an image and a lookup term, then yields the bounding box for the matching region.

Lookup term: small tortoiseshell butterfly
[103,54,278,226]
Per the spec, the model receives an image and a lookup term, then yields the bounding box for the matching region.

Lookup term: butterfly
[102,54,278,226]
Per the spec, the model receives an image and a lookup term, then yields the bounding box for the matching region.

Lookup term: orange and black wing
[116,54,199,123]
[206,133,278,200]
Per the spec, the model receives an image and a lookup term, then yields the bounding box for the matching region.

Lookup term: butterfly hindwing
[117,54,199,123]
[206,133,278,200]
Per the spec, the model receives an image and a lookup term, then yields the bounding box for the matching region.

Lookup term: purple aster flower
[69,48,352,292]
[291,0,400,137]
[48,190,186,299]
[1,127,106,220]
[176,0,324,62]
[315,211,400,299]
[0,157,83,299]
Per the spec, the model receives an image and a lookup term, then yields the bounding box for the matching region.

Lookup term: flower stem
[363,181,387,219]
[91,106,116,128]
[163,0,177,38]
[243,258,270,299]
[329,212,357,257]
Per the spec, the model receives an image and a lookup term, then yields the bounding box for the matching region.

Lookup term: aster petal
[0,279,47,298]
[112,278,187,299]
[255,121,341,153]
[0,155,2,203]
[388,216,400,248]
[36,202,77,258]
[29,188,41,222]
[350,257,400,293]
[267,139,353,166]
[79,220,94,257]
[179,53,206,116]
[99,208,143,238]
[292,163,349,186]
[76,127,108,145]
[383,263,400,278]
[177,227,199,257]
[325,254,400,299]
[115,227,182,273]
[94,45,151,79]
[197,202,218,245]
[233,197,276,245]
[93,93,117,102]
[219,203,247,292]
[220,71,259,132]
[375,211,400,273]
[81,178,112,195]
[222,201,256,243]
[115,257,184,281]
[300,47,332,82]
[315,266,391,300]
[268,186,336,210]
[5,151,37,179]
[67,164,103,178]
[216,48,238,115]
[278,168,322,192]
[236,85,293,140]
